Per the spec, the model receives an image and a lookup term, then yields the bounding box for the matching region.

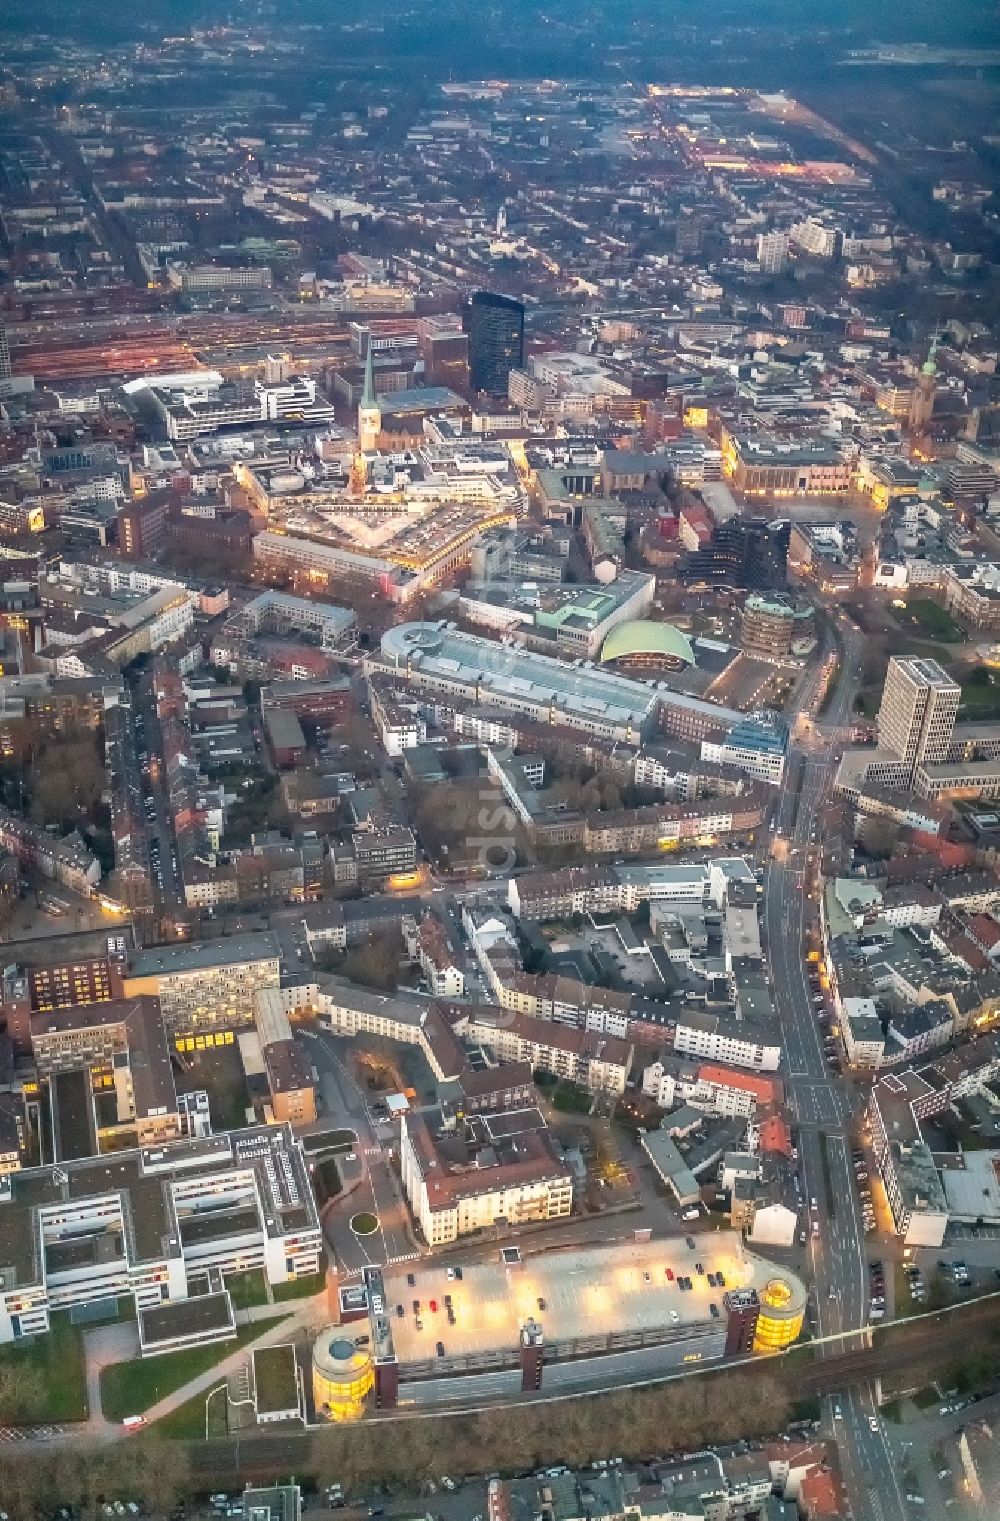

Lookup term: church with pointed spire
[357,340,382,453]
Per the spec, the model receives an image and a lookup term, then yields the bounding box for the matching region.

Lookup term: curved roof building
[600,619,696,669]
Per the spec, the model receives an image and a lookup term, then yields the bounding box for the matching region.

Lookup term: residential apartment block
[123,933,281,1038]
[400,1107,573,1246]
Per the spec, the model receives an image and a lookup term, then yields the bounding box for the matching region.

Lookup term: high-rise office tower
[679,517,789,591]
[417,317,469,392]
[757,231,790,275]
[0,315,11,383]
[876,656,959,778]
[463,291,524,395]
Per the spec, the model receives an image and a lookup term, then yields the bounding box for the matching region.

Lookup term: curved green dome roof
[600,619,696,667]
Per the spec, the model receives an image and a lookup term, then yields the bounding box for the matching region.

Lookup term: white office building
[0,1125,322,1345]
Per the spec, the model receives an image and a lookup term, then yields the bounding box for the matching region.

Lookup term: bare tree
[341,930,402,991]
[29,736,105,826]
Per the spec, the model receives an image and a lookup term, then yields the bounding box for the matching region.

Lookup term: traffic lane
[823,1372,909,1519]
[368,1154,415,1261]
[323,1168,388,1275]
[771,957,816,1074]
[768,878,867,1325]
[801,1134,844,1337]
[135,681,183,901]
[783,903,833,1078]
[843,1388,909,1521]
[767,870,828,1079]
[800,1131,834,1325]
[313,1062,366,1131]
[309,1031,380,1140]
[792,1084,853,1129]
[766,899,845,1114]
[796,1076,867,1343]
[786,646,884,1510]
[825,1134,869,1342]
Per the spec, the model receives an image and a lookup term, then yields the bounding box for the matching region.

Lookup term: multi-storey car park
[337,1236,806,1411]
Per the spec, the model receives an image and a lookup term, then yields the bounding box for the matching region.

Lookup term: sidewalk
[139,1294,326,1425]
[80,1292,328,1435]
[83,1320,142,1436]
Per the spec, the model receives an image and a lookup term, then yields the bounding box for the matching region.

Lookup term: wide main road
[763,617,910,1521]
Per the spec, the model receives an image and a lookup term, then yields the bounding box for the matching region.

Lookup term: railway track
[178,1300,1000,1489]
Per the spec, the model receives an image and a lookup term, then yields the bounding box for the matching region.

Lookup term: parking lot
[384,1234,797,1365]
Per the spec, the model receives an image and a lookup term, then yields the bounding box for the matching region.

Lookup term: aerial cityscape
[0,0,1000,1518]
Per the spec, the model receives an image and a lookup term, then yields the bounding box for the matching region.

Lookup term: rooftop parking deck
[383,1232,800,1365]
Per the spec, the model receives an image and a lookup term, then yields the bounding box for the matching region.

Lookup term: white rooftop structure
[377,621,662,738]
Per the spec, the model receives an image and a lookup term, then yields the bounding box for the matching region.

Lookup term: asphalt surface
[134,673,183,907]
[762,612,911,1521]
[303,1029,418,1273]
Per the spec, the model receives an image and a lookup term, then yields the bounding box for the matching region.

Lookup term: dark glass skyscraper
[680,516,789,590]
[463,290,525,395]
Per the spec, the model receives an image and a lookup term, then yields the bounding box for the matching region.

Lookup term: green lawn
[818,1132,834,1217]
[960,675,1000,719]
[272,1271,325,1303]
[314,1157,342,1205]
[225,1268,269,1310]
[100,1318,289,1422]
[252,1343,299,1415]
[0,1314,88,1423]
[153,1383,226,1440]
[817,661,841,716]
[897,599,967,643]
